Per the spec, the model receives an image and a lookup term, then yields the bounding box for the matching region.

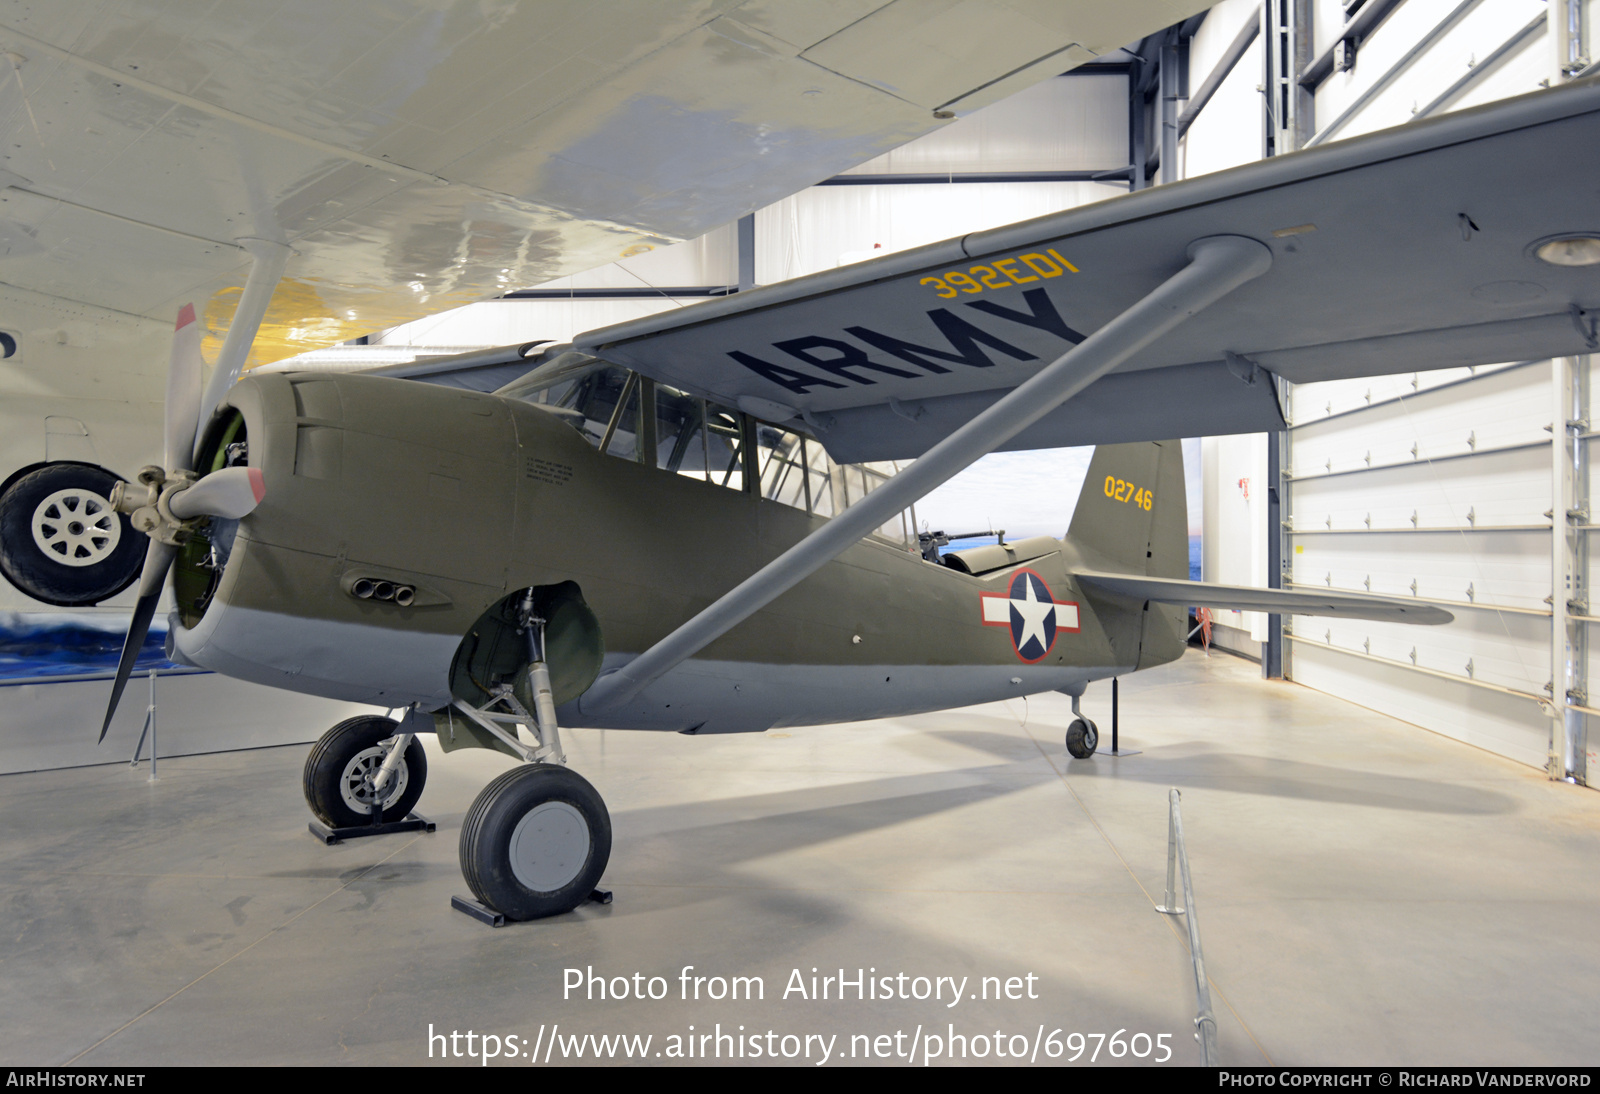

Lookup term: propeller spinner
[99,304,267,741]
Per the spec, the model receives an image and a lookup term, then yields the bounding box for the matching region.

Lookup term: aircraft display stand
[307,811,436,846]
[1102,678,1141,758]
[451,888,613,929]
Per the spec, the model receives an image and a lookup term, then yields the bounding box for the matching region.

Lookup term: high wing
[571,80,1600,710]
[533,76,1600,463]
[1073,572,1453,626]
[0,0,1208,368]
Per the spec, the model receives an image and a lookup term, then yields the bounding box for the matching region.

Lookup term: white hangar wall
[1189,0,1600,780]
[1284,363,1564,772]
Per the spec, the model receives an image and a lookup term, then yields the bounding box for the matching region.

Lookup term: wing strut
[580,234,1273,714]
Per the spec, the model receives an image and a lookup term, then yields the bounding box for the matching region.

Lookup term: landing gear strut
[453,590,612,923]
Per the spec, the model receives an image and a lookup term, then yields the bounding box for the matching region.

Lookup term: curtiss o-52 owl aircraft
[11,78,1600,923]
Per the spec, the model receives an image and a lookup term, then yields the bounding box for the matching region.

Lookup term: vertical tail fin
[1069,440,1190,671]
[1068,440,1187,578]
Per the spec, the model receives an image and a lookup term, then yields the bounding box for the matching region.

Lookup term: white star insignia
[1011,575,1056,654]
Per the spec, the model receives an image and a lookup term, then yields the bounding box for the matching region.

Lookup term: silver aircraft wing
[1072,572,1455,625]
[551,75,1600,463]
[0,0,1212,366]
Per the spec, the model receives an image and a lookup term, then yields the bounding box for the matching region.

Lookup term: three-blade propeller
[99,305,266,742]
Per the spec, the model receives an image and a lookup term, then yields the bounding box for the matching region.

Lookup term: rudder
[1068,441,1188,670]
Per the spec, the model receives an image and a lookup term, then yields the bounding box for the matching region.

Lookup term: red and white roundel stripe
[979,568,1079,663]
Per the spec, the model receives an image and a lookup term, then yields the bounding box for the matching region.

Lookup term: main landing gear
[1065,692,1100,759]
[301,590,611,925]
[446,589,612,924]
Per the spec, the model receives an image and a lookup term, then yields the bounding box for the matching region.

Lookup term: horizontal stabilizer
[1074,571,1453,625]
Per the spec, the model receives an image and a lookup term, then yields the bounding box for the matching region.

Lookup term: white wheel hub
[31,488,120,567]
[338,742,409,814]
[509,801,590,892]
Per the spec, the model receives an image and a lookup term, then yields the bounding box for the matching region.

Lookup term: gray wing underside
[1073,571,1454,625]
[519,76,1600,463]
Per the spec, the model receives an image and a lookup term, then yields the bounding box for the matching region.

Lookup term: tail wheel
[0,464,144,606]
[1066,717,1099,759]
[460,764,610,921]
[303,715,428,828]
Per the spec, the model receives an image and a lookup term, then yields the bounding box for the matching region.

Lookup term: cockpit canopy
[500,360,920,550]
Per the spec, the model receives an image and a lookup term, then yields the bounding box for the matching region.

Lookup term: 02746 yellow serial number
[1105,476,1153,510]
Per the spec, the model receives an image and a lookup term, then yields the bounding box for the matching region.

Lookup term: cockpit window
[507,366,917,549]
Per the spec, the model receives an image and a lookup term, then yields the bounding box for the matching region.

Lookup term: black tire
[302,716,428,828]
[0,463,144,606]
[1066,717,1099,759]
[460,764,611,921]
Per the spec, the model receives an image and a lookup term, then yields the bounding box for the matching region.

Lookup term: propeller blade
[168,466,265,520]
[164,303,204,474]
[99,541,175,743]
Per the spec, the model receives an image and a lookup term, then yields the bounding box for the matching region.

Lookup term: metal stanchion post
[1151,788,1218,1064]
[1171,790,1218,1064]
[1156,789,1183,914]
[145,670,158,782]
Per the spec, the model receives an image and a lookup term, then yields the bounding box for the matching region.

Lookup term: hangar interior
[3,0,1600,1067]
[270,0,1600,783]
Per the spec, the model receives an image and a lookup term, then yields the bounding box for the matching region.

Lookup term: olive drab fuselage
[168,372,1184,735]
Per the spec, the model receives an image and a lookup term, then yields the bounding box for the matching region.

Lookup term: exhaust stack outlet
[373,581,395,601]
[394,585,415,607]
[352,578,376,599]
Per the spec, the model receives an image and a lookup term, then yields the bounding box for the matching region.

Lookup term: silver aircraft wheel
[508,801,591,891]
[30,487,120,567]
[303,716,428,828]
[338,743,411,814]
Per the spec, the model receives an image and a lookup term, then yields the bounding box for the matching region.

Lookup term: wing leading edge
[1074,571,1454,625]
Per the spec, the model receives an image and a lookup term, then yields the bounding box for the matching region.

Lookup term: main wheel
[1066,717,1099,759]
[302,716,428,828]
[0,463,144,606]
[460,764,611,921]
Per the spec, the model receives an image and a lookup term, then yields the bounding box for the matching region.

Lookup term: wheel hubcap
[338,743,409,814]
[31,488,120,566]
[509,801,590,892]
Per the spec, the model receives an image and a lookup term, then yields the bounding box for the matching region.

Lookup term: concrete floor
[3,649,1597,1067]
